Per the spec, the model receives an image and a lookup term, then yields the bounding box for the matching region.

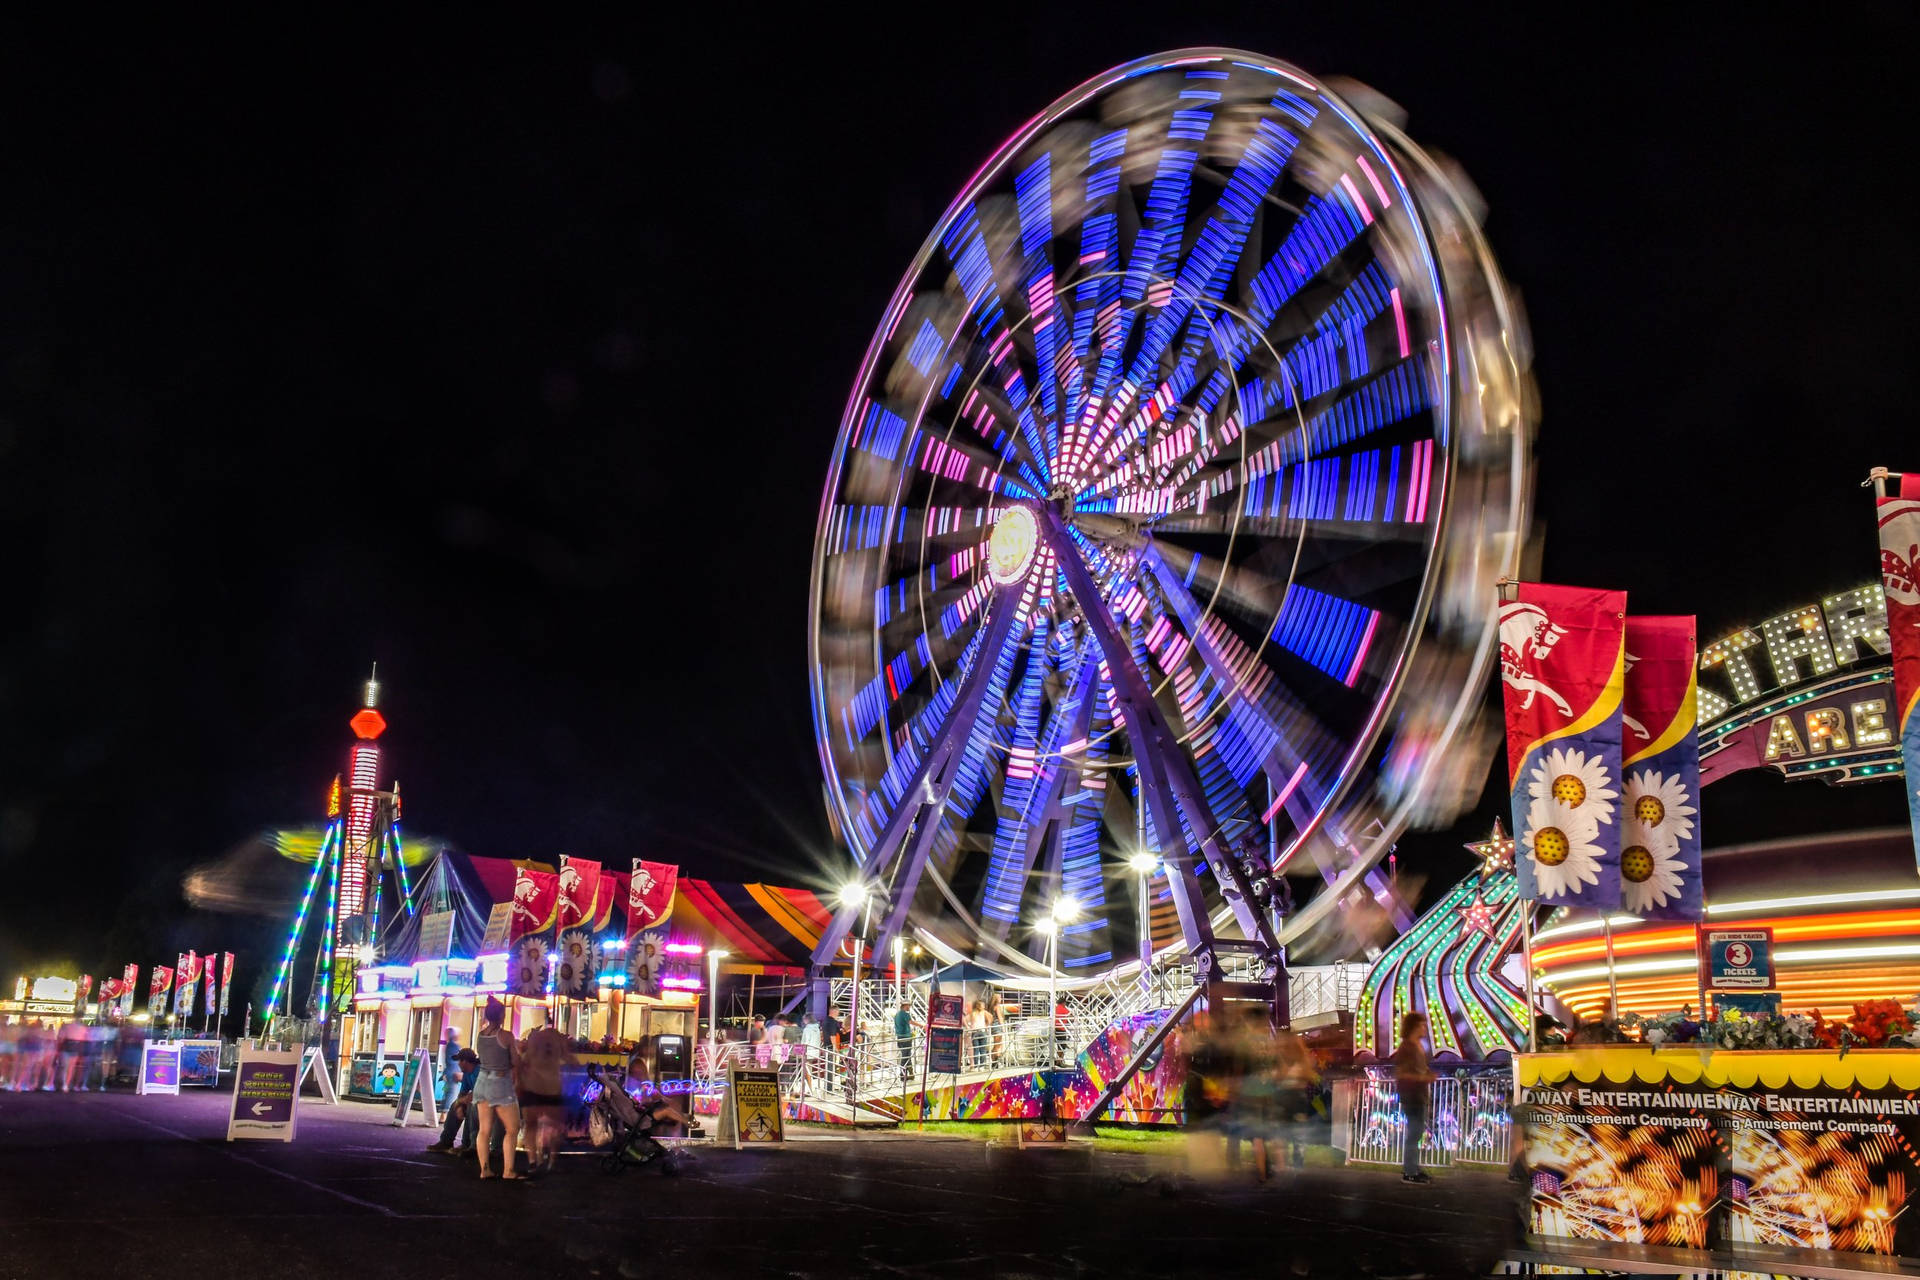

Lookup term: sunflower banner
[511,935,551,999]
[1499,583,1628,906]
[1873,471,1920,867]
[554,928,601,998]
[1619,616,1703,919]
[147,965,173,1020]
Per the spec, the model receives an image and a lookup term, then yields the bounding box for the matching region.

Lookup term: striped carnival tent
[390,851,840,977]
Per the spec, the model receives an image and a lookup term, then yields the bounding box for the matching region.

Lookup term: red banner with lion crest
[1876,473,1920,867]
[1499,583,1628,907]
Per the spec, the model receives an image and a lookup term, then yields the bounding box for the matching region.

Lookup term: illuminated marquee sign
[1696,585,1902,786]
[1697,585,1889,725]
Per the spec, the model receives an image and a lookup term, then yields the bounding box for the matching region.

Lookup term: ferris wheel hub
[986,506,1040,586]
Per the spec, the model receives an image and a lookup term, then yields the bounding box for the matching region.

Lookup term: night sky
[3,12,1915,995]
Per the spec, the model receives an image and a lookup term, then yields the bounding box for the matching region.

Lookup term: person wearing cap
[427,1045,482,1155]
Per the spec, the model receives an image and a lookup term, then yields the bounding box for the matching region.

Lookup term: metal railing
[1333,1067,1513,1168]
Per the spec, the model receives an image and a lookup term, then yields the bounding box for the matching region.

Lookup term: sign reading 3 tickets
[1700,926,1775,991]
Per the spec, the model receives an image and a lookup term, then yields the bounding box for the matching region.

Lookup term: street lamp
[837,880,884,1110]
[892,933,905,1013]
[706,948,730,1076]
[1039,895,1081,1067]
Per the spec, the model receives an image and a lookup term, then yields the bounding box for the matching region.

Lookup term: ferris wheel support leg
[1137,544,1418,940]
[983,637,1104,941]
[1037,507,1278,965]
[810,586,1025,991]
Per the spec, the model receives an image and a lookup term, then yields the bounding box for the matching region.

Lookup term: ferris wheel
[808,49,1533,985]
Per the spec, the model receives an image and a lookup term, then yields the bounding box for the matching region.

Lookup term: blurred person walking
[518,1015,577,1176]
[1272,1029,1320,1169]
[1390,1011,1436,1184]
[56,1017,88,1092]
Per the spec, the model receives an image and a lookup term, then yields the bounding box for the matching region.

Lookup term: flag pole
[1521,900,1538,1052]
[1603,914,1619,1024]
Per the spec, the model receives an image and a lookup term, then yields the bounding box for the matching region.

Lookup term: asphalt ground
[0,1087,1519,1278]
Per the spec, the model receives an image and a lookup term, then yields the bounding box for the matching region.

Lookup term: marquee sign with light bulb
[1696,584,1903,786]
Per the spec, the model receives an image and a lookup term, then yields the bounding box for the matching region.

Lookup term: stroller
[586,1064,686,1176]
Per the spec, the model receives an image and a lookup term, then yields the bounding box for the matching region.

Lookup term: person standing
[891,1004,912,1078]
[799,1012,822,1079]
[518,1016,577,1176]
[968,1000,990,1071]
[471,999,523,1180]
[1390,1011,1436,1184]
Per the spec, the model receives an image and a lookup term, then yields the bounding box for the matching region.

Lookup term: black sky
[2,11,1916,990]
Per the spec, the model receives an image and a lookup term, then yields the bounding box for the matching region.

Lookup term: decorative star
[1458,888,1499,939]
[1465,818,1515,874]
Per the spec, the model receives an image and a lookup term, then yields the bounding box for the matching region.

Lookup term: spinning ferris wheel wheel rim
[809,48,1533,978]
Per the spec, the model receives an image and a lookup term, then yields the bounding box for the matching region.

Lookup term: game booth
[330,852,828,1116]
[1343,579,1920,1271]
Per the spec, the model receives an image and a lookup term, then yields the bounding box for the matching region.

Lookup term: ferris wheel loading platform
[755,963,1363,1125]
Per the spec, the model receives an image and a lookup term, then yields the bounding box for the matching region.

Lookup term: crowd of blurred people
[1184,1005,1325,1183]
[0,1018,134,1092]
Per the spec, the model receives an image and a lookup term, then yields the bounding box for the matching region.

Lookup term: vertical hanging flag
[1499,583,1628,906]
[205,956,219,1018]
[1874,471,1920,865]
[1619,616,1704,919]
[76,975,93,1014]
[174,952,200,1021]
[219,953,235,1017]
[509,867,559,941]
[555,857,603,931]
[148,966,174,1020]
[625,860,679,941]
[120,964,139,1017]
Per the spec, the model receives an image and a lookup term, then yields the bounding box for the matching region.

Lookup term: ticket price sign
[715,1066,784,1149]
[1700,926,1775,991]
[926,992,965,1075]
[227,1048,301,1142]
[139,1041,180,1096]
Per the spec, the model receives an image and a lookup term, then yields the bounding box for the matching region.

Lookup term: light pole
[1127,850,1158,989]
[892,933,904,1012]
[1039,895,1081,1067]
[837,881,881,1112]
[705,948,730,1077]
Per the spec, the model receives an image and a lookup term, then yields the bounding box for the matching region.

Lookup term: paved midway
[0,1088,1518,1278]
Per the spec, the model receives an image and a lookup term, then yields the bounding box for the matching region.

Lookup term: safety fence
[1332,1066,1513,1168]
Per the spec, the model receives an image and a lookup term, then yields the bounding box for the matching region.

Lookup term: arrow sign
[227,1049,300,1142]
